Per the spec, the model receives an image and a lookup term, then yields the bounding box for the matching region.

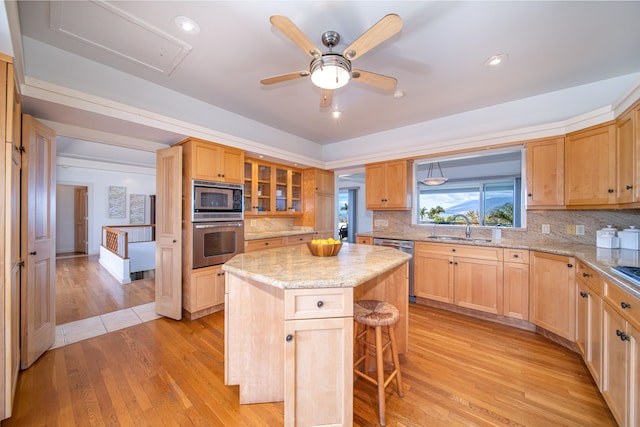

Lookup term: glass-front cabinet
[245,158,303,216]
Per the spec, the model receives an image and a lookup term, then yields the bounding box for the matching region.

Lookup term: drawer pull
[616,330,630,342]
[582,272,592,278]
[513,254,519,258]
[621,302,631,309]
[317,300,324,308]
[627,185,633,190]
[580,292,588,298]
[286,334,293,342]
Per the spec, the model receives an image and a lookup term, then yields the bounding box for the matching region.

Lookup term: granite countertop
[223,243,411,290]
[357,232,640,298]
[244,230,317,241]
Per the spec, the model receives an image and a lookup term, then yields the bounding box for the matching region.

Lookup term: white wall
[57,161,156,255]
[55,185,75,253]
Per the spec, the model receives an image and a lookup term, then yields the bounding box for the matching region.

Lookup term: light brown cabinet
[414,242,504,315]
[355,235,373,245]
[616,108,636,203]
[244,158,303,216]
[185,265,225,313]
[565,123,617,206]
[503,249,530,320]
[529,251,576,341]
[178,137,244,184]
[283,287,353,427]
[575,261,603,387]
[245,233,315,253]
[525,137,564,208]
[365,160,413,210]
[295,168,335,239]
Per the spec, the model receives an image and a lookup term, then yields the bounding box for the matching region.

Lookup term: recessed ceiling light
[175,16,200,34]
[393,89,405,99]
[332,110,342,119]
[484,53,509,67]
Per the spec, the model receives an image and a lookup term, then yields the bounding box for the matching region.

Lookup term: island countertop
[222,243,411,289]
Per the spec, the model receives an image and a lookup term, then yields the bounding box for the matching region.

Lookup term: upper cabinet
[565,122,617,206]
[295,168,335,239]
[178,137,244,184]
[616,104,638,204]
[526,137,565,208]
[244,157,303,217]
[365,160,413,210]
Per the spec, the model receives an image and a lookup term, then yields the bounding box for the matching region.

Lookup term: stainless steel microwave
[193,180,243,222]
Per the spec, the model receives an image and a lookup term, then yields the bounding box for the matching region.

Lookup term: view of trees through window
[415,150,523,228]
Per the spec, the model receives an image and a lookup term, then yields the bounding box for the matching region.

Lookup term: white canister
[618,226,640,250]
[597,225,620,248]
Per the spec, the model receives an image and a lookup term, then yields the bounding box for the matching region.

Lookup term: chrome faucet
[451,214,471,238]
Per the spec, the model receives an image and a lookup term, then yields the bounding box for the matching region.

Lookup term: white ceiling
[8,1,640,168]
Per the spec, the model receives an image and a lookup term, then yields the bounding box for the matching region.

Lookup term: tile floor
[52,302,162,349]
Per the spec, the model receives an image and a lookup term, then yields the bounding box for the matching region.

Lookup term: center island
[222,243,411,427]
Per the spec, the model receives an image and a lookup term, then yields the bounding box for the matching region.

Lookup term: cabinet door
[529,252,576,340]
[191,266,225,311]
[602,302,628,426]
[192,141,222,181]
[290,170,303,212]
[384,160,411,209]
[630,324,639,427]
[414,251,454,303]
[314,193,335,238]
[365,163,387,209]
[526,137,564,207]
[454,257,503,315]
[616,109,635,203]
[284,317,353,427]
[565,124,616,205]
[275,167,289,213]
[314,168,334,194]
[503,261,529,320]
[220,147,244,184]
[576,280,589,357]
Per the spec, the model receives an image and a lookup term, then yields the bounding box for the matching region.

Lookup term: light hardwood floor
[55,255,155,325]
[4,303,615,426]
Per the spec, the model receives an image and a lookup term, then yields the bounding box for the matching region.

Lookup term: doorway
[338,188,358,243]
[56,184,88,257]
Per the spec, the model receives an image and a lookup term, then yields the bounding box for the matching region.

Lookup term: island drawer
[504,249,529,264]
[284,288,354,320]
[603,280,640,329]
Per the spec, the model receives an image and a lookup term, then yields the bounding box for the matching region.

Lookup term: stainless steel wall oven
[193,221,244,268]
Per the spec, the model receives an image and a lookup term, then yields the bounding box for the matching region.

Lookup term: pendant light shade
[420,162,448,186]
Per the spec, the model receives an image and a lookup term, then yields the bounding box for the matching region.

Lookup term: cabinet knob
[527,193,532,197]
[452,248,456,252]
[583,272,592,278]
[608,189,614,193]
[317,300,324,308]
[567,263,573,268]
[449,261,453,265]
[580,291,588,298]
[29,251,37,255]
[621,302,631,309]
[286,334,293,342]
[513,254,519,258]
[627,185,633,190]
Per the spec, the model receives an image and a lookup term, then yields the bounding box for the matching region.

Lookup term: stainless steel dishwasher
[373,238,415,302]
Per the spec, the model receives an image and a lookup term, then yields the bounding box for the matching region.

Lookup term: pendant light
[420,162,448,186]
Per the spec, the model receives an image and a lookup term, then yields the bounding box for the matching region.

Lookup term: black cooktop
[610,265,640,286]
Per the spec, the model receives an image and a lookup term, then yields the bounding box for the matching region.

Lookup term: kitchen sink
[427,236,492,243]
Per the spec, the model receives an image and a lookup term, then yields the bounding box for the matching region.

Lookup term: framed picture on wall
[130,194,146,224]
[108,186,126,218]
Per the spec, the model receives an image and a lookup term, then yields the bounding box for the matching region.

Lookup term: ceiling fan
[260,14,403,108]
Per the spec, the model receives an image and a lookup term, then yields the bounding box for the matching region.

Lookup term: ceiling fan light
[310,54,351,90]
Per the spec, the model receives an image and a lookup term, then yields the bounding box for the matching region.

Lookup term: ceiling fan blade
[260,71,310,85]
[320,89,333,108]
[343,14,403,61]
[351,70,397,90]
[270,15,322,57]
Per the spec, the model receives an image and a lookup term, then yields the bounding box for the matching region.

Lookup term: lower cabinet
[601,279,640,427]
[189,265,225,312]
[245,233,315,253]
[503,248,530,320]
[576,278,603,386]
[283,288,353,427]
[529,251,576,341]
[414,243,503,314]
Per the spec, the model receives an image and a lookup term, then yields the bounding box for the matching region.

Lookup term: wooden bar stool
[353,300,404,426]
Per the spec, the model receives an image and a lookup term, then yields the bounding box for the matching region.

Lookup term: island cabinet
[244,158,304,216]
[414,242,504,315]
[525,136,564,208]
[355,235,373,245]
[176,137,244,184]
[529,251,576,341]
[294,168,335,239]
[575,260,603,387]
[601,279,640,427]
[283,288,354,427]
[365,159,413,210]
[564,122,617,206]
[503,249,530,320]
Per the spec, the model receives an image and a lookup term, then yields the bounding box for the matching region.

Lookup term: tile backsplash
[372,209,640,244]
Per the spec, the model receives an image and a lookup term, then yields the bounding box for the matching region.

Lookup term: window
[416,149,524,228]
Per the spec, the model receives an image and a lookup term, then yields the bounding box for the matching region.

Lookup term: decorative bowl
[307,241,342,257]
